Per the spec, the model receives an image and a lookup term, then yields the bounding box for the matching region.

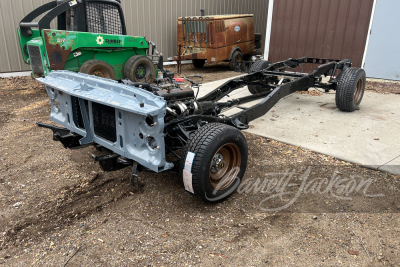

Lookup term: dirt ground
[0,64,400,266]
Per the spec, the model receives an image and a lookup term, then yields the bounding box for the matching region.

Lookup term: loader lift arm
[19,0,127,37]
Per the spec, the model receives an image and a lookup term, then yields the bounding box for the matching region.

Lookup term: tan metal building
[0,0,269,73]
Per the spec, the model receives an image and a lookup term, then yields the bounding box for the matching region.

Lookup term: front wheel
[179,123,248,203]
[229,50,243,71]
[192,59,206,68]
[79,60,116,80]
[335,67,366,111]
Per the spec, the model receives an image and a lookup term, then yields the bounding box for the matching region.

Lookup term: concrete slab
[378,156,400,175]
[0,71,31,78]
[199,76,400,175]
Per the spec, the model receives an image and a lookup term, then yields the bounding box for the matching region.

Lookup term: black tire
[179,123,248,203]
[255,41,262,49]
[124,55,156,83]
[248,60,271,73]
[248,60,272,94]
[192,59,206,68]
[243,54,252,61]
[335,67,366,112]
[229,50,243,71]
[79,60,116,80]
[255,33,262,41]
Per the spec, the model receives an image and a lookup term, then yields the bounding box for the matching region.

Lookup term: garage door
[363,0,400,80]
[268,0,374,73]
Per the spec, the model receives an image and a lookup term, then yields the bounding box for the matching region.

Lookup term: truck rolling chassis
[36,56,367,202]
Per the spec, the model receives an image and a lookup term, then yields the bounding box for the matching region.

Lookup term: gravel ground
[0,65,399,266]
[365,80,400,95]
[164,62,240,84]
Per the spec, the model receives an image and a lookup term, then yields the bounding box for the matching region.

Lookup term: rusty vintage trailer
[173,14,261,70]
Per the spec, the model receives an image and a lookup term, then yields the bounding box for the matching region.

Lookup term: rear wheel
[124,55,156,83]
[192,59,206,68]
[180,123,248,203]
[335,67,366,111]
[79,60,116,80]
[248,60,271,94]
[229,50,243,71]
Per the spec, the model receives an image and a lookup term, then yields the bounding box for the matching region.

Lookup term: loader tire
[248,60,271,94]
[124,55,156,83]
[192,59,206,68]
[229,50,243,71]
[79,60,116,80]
[335,67,366,112]
[179,123,248,203]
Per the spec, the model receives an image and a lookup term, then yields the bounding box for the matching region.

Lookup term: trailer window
[86,2,123,35]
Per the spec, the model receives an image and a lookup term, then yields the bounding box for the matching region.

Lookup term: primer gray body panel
[37,71,173,172]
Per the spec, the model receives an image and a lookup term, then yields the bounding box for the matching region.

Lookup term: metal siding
[0,0,26,72]
[1,0,269,73]
[0,1,12,72]
[0,0,56,72]
[268,0,374,73]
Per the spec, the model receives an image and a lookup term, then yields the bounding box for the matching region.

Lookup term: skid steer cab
[18,0,167,83]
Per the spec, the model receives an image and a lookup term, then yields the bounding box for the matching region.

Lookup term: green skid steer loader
[18,0,169,83]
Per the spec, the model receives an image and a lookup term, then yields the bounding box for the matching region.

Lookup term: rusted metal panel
[178,15,254,48]
[174,15,255,61]
[268,0,374,73]
[176,41,255,62]
[43,30,73,71]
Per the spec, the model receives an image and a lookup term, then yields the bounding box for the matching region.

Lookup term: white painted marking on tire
[183,169,194,194]
[183,152,195,193]
[184,152,195,172]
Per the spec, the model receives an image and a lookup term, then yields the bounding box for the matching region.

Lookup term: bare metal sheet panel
[36,71,171,172]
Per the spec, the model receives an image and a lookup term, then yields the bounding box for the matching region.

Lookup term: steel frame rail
[166,57,351,131]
